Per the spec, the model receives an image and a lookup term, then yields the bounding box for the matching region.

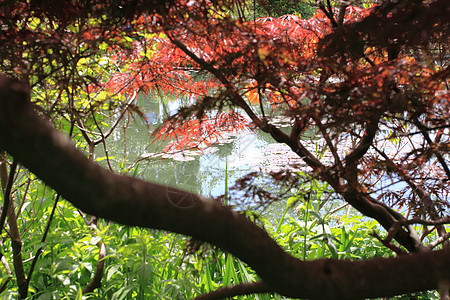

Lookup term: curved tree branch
[1,75,450,299]
[193,282,272,300]
[344,114,380,168]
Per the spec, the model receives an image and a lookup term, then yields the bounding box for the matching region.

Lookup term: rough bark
[0,75,449,299]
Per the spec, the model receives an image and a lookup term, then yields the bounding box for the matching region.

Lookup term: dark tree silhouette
[0,0,449,299]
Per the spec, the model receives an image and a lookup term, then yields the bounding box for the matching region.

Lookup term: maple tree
[0,0,449,299]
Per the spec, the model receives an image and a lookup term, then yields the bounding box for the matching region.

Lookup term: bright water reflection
[101,96,300,199]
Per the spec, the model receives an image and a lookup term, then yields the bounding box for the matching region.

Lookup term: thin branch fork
[374,146,449,247]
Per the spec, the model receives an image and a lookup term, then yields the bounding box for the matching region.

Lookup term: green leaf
[137,261,153,286]
[90,236,102,245]
[223,253,235,286]
[107,264,122,281]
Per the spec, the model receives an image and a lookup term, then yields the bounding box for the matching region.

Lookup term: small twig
[27,194,60,283]
[328,202,349,215]
[398,217,450,227]
[92,91,137,146]
[316,121,342,169]
[0,159,18,239]
[91,110,114,172]
[16,178,31,220]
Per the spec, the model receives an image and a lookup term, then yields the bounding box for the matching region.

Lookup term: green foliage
[252,0,315,18]
[261,176,390,262]
[0,167,438,299]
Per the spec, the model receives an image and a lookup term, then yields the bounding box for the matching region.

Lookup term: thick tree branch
[342,189,423,252]
[193,282,272,300]
[1,76,450,299]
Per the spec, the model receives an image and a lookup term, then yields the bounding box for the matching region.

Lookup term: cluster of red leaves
[153,110,250,151]
[105,34,222,98]
[2,0,447,215]
[104,4,381,148]
[0,0,448,259]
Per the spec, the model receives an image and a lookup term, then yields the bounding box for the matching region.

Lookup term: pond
[101,95,318,200]
[97,95,384,219]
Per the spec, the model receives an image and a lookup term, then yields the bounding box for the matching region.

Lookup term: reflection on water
[99,96,308,199]
[99,96,402,220]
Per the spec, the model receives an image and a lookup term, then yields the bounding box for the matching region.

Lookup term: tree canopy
[0,0,449,299]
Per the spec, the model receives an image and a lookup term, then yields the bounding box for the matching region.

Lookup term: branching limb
[398,217,450,227]
[317,1,338,27]
[387,217,450,250]
[343,189,423,252]
[344,114,380,168]
[429,232,450,250]
[333,116,423,251]
[374,146,449,247]
[337,2,349,26]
